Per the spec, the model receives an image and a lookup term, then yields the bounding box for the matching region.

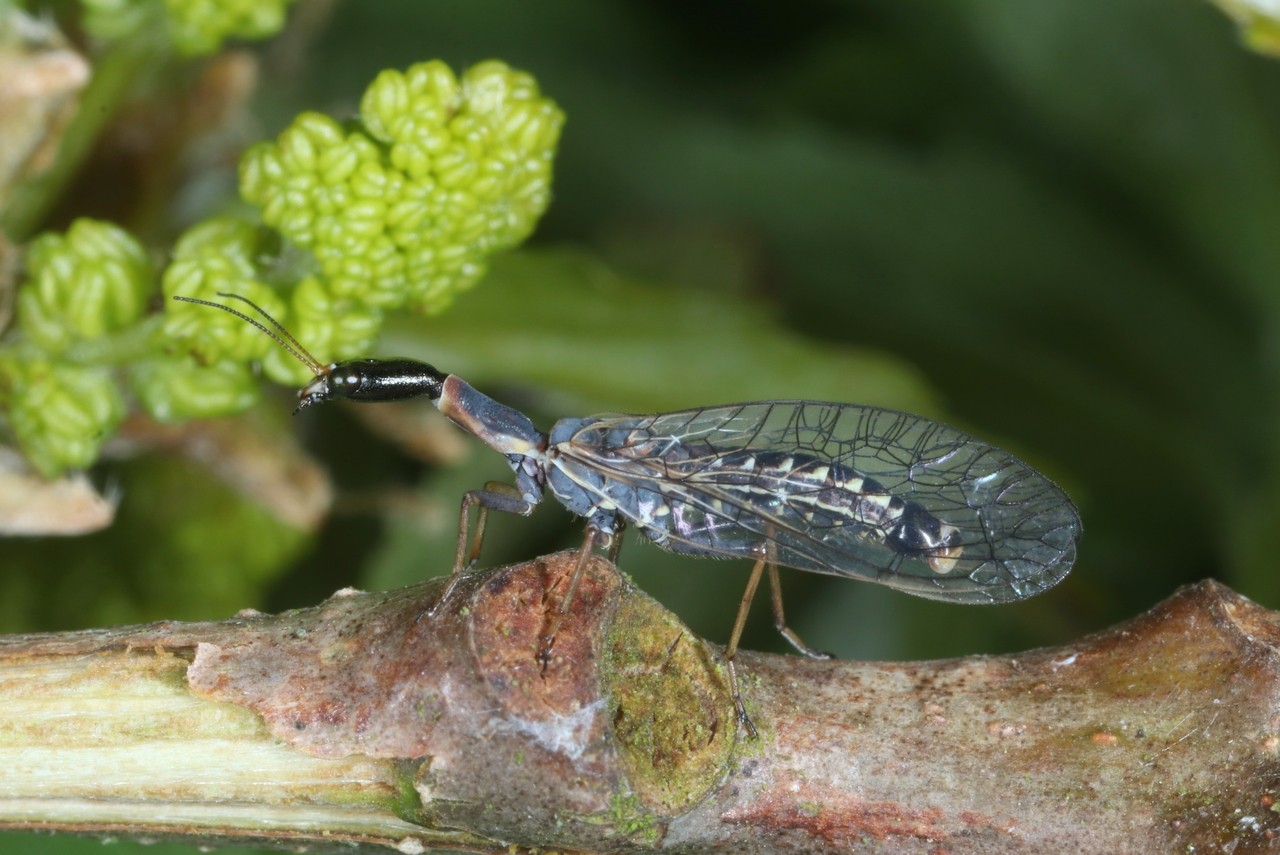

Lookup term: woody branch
[0,552,1276,854]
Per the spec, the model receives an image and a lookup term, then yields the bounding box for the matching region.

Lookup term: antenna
[171,292,325,375]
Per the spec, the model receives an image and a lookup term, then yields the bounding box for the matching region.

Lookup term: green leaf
[385,247,940,418]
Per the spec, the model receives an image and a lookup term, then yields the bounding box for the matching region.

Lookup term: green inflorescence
[18,218,154,354]
[0,357,126,478]
[1,220,146,475]
[161,0,297,55]
[241,59,564,315]
[81,0,299,56]
[0,59,563,477]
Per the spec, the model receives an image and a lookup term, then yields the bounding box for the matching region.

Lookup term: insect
[173,292,1082,738]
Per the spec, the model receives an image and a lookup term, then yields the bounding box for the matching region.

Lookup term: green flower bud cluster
[0,359,126,479]
[241,59,564,314]
[161,218,289,366]
[1,61,563,478]
[158,217,380,388]
[141,217,279,417]
[162,0,296,56]
[0,218,287,476]
[1,220,144,476]
[81,0,297,56]
[18,219,152,353]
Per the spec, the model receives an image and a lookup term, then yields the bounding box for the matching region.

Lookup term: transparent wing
[554,402,1080,604]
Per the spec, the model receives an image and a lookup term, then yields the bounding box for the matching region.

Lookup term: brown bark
[0,551,1277,854]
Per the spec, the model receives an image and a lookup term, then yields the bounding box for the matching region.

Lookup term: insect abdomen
[685,450,963,572]
[549,434,964,573]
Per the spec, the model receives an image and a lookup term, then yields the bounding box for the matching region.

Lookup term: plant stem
[2,35,167,241]
[0,553,1276,853]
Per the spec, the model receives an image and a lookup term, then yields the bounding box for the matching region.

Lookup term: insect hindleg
[723,539,831,740]
[767,562,832,660]
[725,547,768,740]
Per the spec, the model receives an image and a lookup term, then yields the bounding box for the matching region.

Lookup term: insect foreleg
[454,482,537,574]
[425,483,540,620]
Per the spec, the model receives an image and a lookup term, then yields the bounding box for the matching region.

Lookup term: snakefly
[173,292,1081,738]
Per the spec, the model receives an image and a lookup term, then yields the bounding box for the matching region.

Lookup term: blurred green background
[6,0,1280,850]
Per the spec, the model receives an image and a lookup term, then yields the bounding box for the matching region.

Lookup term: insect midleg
[725,546,768,740]
[606,518,626,564]
[536,524,610,670]
[767,563,832,661]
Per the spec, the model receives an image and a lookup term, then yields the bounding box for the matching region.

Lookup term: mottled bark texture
[1,552,1278,854]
